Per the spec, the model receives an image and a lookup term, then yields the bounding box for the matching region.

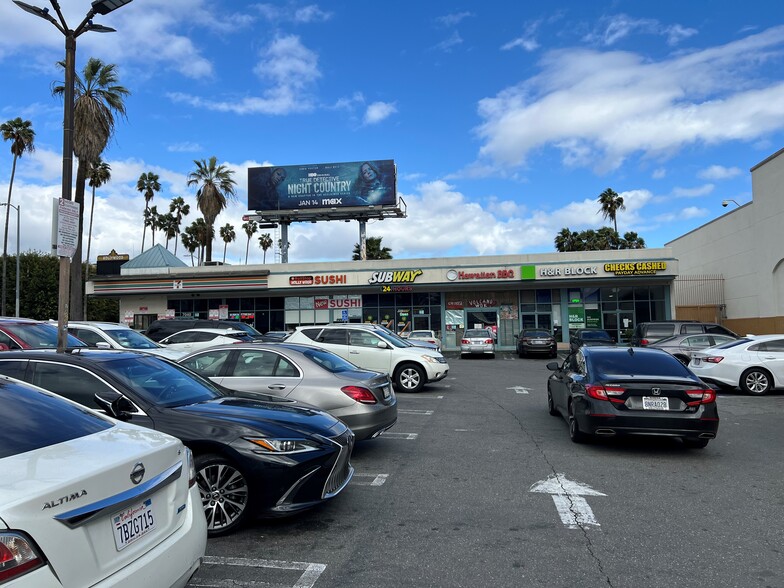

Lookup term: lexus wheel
[394,363,426,393]
[196,454,250,536]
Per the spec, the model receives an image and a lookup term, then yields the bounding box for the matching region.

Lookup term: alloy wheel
[197,460,249,535]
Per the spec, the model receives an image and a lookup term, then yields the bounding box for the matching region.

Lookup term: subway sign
[368,269,423,285]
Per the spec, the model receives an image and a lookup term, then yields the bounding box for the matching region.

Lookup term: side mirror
[95,341,112,349]
[377,341,389,349]
[546,361,560,371]
[94,394,135,419]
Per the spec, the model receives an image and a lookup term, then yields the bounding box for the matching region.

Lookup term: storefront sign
[447,301,464,310]
[368,269,423,285]
[97,249,129,262]
[466,299,497,308]
[290,276,313,286]
[381,285,413,293]
[446,268,515,280]
[289,274,348,286]
[603,262,667,276]
[315,297,362,309]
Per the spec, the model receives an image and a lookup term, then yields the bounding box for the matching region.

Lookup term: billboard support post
[359,220,367,261]
[280,223,289,264]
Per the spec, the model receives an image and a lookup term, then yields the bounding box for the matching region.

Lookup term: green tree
[597,188,625,235]
[186,157,237,263]
[1,117,35,316]
[242,219,258,264]
[53,57,130,320]
[352,236,392,260]
[554,227,581,252]
[84,158,111,318]
[219,223,236,263]
[180,231,198,266]
[184,218,213,265]
[143,205,162,248]
[137,171,160,252]
[258,232,273,263]
[621,231,646,249]
[159,213,178,250]
[168,196,190,256]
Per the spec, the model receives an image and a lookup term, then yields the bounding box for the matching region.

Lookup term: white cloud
[475,26,784,173]
[672,184,715,198]
[255,4,332,23]
[435,31,463,52]
[363,101,398,125]
[656,206,708,222]
[584,14,698,47]
[698,165,743,180]
[652,168,667,179]
[502,20,542,52]
[436,12,474,27]
[167,142,203,153]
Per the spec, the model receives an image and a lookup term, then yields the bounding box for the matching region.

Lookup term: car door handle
[350,350,360,354]
[267,385,286,391]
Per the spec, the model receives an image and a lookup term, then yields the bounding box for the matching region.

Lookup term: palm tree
[595,227,620,250]
[83,158,111,318]
[180,231,198,266]
[242,220,258,264]
[53,57,129,321]
[621,231,646,249]
[258,232,273,263]
[186,157,237,262]
[219,223,236,263]
[597,188,625,234]
[159,213,178,250]
[0,117,35,316]
[168,197,190,256]
[185,218,213,265]
[554,227,580,252]
[137,171,160,252]
[352,236,392,260]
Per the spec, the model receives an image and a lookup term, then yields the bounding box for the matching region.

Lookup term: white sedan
[689,334,784,395]
[158,328,253,353]
[0,375,207,587]
[406,330,442,352]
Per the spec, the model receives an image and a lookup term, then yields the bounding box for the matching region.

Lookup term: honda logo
[651,387,661,396]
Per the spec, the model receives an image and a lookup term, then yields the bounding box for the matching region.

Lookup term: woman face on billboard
[360,162,378,182]
[271,167,287,186]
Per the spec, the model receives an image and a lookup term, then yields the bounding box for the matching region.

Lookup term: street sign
[56,198,80,258]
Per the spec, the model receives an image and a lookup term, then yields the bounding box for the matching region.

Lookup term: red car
[0,318,86,350]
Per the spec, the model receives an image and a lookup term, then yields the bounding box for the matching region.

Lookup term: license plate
[693,358,701,365]
[113,498,156,551]
[533,340,544,344]
[642,397,669,410]
[383,385,391,399]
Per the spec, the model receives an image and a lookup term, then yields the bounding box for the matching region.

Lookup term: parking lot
[188,353,784,588]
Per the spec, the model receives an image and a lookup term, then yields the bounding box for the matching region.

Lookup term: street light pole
[0,204,20,317]
[14,0,133,351]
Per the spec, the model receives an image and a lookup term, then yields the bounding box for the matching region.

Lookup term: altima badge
[130,462,146,485]
[651,388,661,396]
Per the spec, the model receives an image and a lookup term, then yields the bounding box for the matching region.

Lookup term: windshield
[524,330,551,338]
[303,347,361,373]
[228,322,262,336]
[581,331,612,340]
[590,351,692,379]
[105,328,160,349]
[104,355,224,407]
[465,329,491,338]
[410,331,433,338]
[373,329,409,348]
[4,323,86,348]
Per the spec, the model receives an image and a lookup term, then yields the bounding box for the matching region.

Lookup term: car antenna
[627,346,634,356]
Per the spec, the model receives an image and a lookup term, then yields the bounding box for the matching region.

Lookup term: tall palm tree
[597,188,625,234]
[595,227,621,250]
[53,57,129,321]
[242,219,258,264]
[554,227,579,252]
[137,171,160,252]
[159,213,178,250]
[168,196,190,256]
[83,158,111,318]
[352,236,392,260]
[0,117,35,316]
[186,157,237,262]
[180,231,198,266]
[258,232,273,263]
[219,223,236,263]
[185,218,213,265]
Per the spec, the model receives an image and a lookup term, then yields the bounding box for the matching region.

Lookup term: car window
[0,383,112,459]
[233,350,278,377]
[349,330,382,348]
[646,324,675,337]
[752,339,784,352]
[164,331,195,344]
[303,348,358,373]
[581,331,612,340]
[710,335,736,346]
[465,329,489,338]
[30,362,118,408]
[681,324,705,334]
[320,329,348,345]
[589,351,691,378]
[713,338,752,350]
[683,335,712,348]
[1,323,86,348]
[193,331,219,342]
[0,359,28,380]
[104,328,159,350]
[180,349,231,376]
[298,328,323,342]
[524,330,550,338]
[0,330,22,350]
[705,325,736,336]
[70,328,106,346]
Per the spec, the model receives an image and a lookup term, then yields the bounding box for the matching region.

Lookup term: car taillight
[686,389,716,405]
[185,446,196,488]
[461,339,469,344]
[585,384,625,403]
[341,386,377,404]
[0,532,45,582]
[484,339,493,344]
[703,356,724,363]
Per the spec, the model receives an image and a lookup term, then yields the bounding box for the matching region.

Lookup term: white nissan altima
[0,375,207,587]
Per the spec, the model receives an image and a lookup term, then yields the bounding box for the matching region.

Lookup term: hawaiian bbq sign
[446,268,515,281]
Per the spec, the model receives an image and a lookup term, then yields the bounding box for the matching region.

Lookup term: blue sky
[1,1,783,265]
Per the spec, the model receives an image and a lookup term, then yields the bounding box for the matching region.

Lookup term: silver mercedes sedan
[178,342,397,441]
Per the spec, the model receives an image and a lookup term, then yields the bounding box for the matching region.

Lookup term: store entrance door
[412,314,431,331]
[602,311,635,344]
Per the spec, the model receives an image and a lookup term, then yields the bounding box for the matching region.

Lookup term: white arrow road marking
[398,409,434,415]
[530,473,606,530]
[507,386,531,394]
[352,473,389,486]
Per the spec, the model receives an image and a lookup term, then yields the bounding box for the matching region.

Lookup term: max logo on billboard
[368,269,423,284]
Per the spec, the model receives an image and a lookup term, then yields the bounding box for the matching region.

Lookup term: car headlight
[244,437,321,454]
[421,355,440,363]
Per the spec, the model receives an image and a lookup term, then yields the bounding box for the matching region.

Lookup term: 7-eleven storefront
[94,249,678,352]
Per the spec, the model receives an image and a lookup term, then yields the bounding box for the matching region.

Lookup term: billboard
[248,160,396,212]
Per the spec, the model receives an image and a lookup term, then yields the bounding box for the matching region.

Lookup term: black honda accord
[546,346,719,448]
[0,349,354,535]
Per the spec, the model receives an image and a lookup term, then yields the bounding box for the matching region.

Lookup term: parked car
[158,328,254,353]
[630,321,738,347]
[689,334,784,395]
[66,320,187,360]
[346,323,440,352]
[0,374,206,587]
[569,329,615,352]
[406,330,442,352]
[648,333,738,365]
[0,318,86,350]
[258,330,290,342]
[460,328,495,358]
[179,342,397,441]
[144,319,264,342]
[0,350,355,536]
[287,324,449,393]
[515,329,557,358]
[546,346,719,448]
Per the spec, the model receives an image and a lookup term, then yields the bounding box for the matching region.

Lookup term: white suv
[287,325,449,393]
[66,321,187,360]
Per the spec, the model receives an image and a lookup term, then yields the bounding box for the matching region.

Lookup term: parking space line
[398,409,434,415]
[352,473,389,486]
[402,394,444,398]
[380,432,419,440]
[193,556,326,588]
